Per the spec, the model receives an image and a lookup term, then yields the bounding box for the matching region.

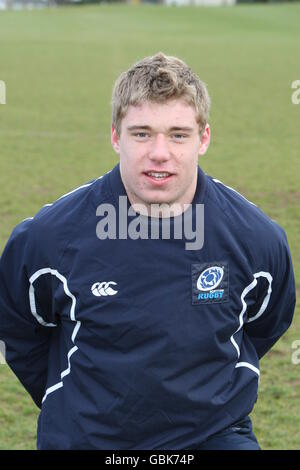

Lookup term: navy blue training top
[0,164,296,449]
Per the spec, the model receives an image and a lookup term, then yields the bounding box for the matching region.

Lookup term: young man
[0,53,296,450]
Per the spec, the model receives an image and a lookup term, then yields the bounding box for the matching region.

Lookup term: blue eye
[134,133,148,139]
[172,134,187,140]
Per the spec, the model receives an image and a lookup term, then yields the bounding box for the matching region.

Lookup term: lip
[143,171,174,185]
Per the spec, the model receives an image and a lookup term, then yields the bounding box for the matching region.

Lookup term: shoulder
[34,171,111,225]
[28,169,113,231]
[4,170,113,266]
[205,175,289,259]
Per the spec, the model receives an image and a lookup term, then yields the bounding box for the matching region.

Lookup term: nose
[148,133,171,162]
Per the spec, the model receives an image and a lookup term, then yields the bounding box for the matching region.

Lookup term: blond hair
[111,52,210,136]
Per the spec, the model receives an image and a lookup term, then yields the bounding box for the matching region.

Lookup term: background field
[0,3,299,450]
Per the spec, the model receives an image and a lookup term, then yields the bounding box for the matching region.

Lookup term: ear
[111,125,120,154]
[198,124,210,156]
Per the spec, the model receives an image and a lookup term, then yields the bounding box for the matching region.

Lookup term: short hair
[111,52,210,136]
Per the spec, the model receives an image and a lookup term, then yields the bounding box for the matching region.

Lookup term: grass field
[0,2,299,450]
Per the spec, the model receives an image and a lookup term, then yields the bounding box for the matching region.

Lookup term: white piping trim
[22,173,106,219]
[42,381,63,400]
[29,268,59,327]
[29,268,77,327]
[58,178,103,201]
[28,268,80,404]
[247,272,273,323]
[212,178,257,207]
[231,271,273,377]
[235,362,260,377]
[43,176,104,208]
[230,278,257,358]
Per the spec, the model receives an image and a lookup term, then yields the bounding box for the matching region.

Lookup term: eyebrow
[126,125,194,132]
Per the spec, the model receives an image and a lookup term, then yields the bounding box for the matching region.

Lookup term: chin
[143,188,174,201]
[144,196,175,206]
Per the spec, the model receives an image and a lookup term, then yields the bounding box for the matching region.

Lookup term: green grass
[0,2,299,450]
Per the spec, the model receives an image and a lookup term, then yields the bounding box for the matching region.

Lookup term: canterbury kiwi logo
[91,281,118,297]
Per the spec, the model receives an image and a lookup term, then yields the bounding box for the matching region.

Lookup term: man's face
[111,99,210,215]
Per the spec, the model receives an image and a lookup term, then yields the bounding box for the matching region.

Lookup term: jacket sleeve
[0,219,56,408]
[244,226,296,360]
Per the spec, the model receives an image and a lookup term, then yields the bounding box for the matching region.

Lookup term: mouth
[143,171,174,184]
